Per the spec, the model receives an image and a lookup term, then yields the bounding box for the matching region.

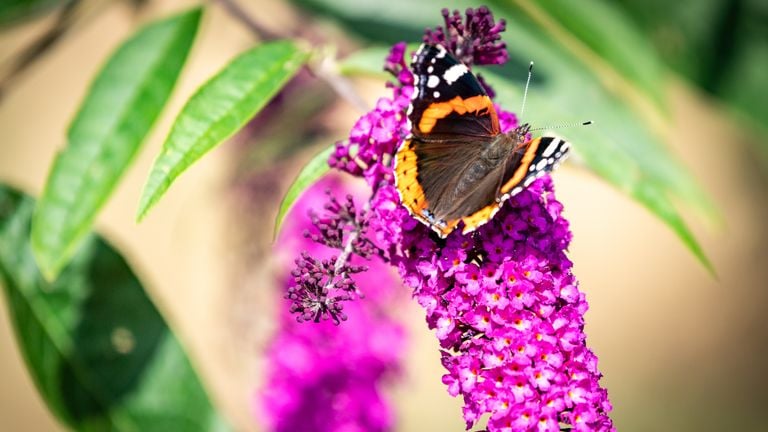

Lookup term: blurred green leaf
[137,40,310,221]
[31,7,202,281]
[274,145,333,239]
[489,0,717,221]
[311,0,717,272]
[511,0,667,110]
[714,16,768,156]
[617,0,768,166]
[0,185,230,431]
[0,0,66,27]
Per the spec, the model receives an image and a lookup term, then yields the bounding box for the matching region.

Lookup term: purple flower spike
[391,177,614,431]
[260,176,406,432]
[287,189,384,324]
[424,6,508,67]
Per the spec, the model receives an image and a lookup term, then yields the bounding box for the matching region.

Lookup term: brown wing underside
[394,137,546,237]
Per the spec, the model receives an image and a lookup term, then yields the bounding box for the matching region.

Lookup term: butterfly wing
[408,44,500,139]
[396,135,572,237]
[395,136,500,237]
[457,136,572,234]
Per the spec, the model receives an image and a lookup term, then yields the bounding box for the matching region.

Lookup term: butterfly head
[508,123,532,148]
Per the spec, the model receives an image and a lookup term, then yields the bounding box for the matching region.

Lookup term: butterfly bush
[260,176,405,432]
[288,7,614,431]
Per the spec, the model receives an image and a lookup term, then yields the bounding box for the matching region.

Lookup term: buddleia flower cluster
[288,7,614,431]
[260,177,405,432]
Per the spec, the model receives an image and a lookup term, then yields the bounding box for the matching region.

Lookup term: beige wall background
[1,1,766,431]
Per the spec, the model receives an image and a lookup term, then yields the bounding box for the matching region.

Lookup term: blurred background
[1,0,767,430]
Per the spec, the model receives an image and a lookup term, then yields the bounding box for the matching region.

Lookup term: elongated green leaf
[0,185,230,431]
[137,40,310,221]
[31,7,202,281]
[0,0,65,27]
[274,145,333,239]
[508,0,667,110]
[311,0,716,272]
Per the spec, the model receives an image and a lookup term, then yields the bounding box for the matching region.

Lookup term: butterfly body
[395,44,571,238]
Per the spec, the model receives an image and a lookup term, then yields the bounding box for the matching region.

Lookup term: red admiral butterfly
[395,43,572,238]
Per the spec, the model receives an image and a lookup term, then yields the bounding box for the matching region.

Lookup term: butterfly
[394,43,572,238]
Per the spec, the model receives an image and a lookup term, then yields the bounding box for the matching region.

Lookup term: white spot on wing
[524,176,535,187]
[536,159,548,171]
[427,75,440,88]
[443,64,468,84]
[433,91,441,98]
[541,138,560,158]
[427,66,434,73]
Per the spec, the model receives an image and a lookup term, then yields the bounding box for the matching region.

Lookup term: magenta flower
[260,176,405,432]
[291,7,614,431]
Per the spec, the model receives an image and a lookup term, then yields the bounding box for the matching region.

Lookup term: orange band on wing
[500,137,542,194]
[395,139,464,238]
[418,95,495,134]
[395,139,429,215]
[461,202,501,234]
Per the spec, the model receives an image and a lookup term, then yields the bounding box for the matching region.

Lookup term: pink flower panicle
[286,192,384,324]
[261,177,405,432]
[305,192,380,259]
[295,7,614,431]
[424,7,508,67]
[423,7,508,97]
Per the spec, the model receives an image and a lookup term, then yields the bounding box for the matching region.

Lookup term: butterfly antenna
[520,61,534,117]
[529,121,593,132]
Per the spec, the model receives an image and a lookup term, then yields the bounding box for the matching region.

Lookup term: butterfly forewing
[409,44,500,139]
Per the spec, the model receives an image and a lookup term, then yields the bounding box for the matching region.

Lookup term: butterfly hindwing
[458,136,572,234]
[394,139,460,237]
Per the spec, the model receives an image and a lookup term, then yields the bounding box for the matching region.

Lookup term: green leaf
[313,0,717,272]
[0,185,230,431]
[274,145,333,239]
[510,0,667,110]
[137,40,310,221]
[615,0,768,169]
[0,0,65,27]
[30,7,202,281]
